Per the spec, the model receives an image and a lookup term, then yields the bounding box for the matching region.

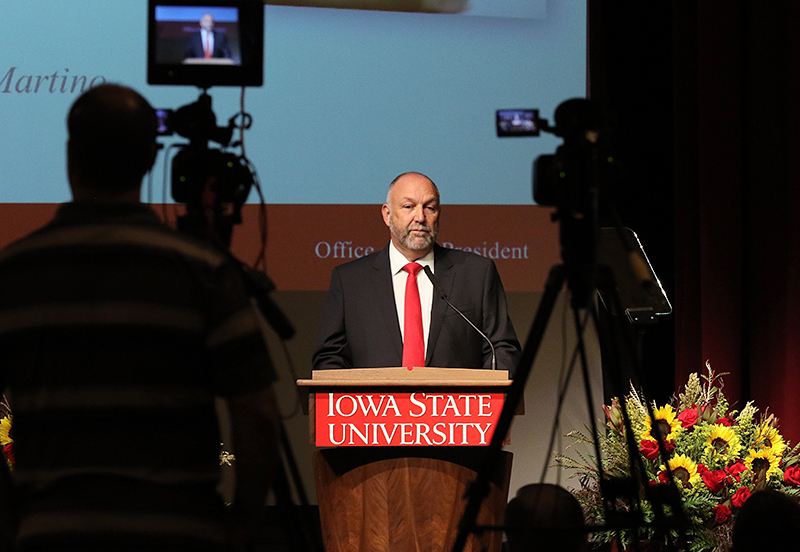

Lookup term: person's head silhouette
[505,484,588,552]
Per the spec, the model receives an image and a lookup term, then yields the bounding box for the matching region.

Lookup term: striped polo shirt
[0,201,276,551]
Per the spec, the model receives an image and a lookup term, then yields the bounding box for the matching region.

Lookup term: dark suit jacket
[184,30,231,59]
[313,243,521,373]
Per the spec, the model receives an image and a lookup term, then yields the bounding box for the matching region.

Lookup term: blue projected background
[0,1,585,205]
[155,7,240,21]
[0,2,594,503]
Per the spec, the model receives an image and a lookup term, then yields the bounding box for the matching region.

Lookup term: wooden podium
[297,367,513,552]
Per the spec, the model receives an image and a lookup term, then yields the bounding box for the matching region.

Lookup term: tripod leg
[450,265,567,552]
[279,424,325,552]
[269,421,324,552]
[572,305,609,510]
[592,275,688,549]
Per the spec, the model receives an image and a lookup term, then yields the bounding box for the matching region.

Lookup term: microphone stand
[422,265,496,371]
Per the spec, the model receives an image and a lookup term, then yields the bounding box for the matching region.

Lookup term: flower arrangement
[556,363,800,552]
[0,395,12,470]
[0,395,232,471]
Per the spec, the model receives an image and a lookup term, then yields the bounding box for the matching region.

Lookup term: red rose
[712,504,732,524]
[639,439,676,461]
[701,469,727,493]
[697,463,708,474]
[677,408,698,429]
[640,439,660,461]
[732,487,751,508]
[726,461,747,482]
[784,466,800,486]
[658,470,670,485]
[716,417,732,427]
[2,443,13,467]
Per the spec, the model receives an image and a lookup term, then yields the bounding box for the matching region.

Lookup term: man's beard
[390,216,439,252]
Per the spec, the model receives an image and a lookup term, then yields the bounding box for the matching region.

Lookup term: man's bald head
[382,172,441,260]
[386,172,439,205]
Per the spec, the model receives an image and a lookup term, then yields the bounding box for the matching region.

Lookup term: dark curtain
[590,1,800,442]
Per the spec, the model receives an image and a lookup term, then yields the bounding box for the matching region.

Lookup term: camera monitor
[496,109,540,137]
[148,0,264,88]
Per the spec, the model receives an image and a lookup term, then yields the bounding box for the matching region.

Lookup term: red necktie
[402,262,425,368]
[204,34,212,58]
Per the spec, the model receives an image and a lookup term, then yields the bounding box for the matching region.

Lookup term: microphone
[422,265,496,371]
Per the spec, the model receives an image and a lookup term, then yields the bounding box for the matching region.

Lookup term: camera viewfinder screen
[496,109,540,137]
[154,5,241,66]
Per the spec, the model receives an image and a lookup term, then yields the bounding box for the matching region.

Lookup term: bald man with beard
[313,171,520,373]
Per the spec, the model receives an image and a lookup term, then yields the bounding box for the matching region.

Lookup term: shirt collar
[389,241,435,276]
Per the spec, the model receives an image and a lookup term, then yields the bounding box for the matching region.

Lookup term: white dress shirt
[200,29,214,56]
[388,242,434,358]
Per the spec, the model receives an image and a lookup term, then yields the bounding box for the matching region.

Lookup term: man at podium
[313,171,520,373]
[184,13,231,60]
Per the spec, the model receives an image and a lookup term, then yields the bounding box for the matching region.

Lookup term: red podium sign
[316,391,504,446]
[298,367,512,448]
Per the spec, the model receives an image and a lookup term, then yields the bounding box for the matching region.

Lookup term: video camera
[497,99,624,303]
[496,100,619,212]
[146,1,295,342]
[146,0,264,246]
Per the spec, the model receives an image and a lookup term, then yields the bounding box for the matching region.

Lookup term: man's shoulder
[136,222,232,267]
[435,244,497,270]
[0,205,230,270]
[332,245,388,275]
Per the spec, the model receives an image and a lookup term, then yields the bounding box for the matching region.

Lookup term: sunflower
[752,424,786,457]
[704,424,742,462]
[641,405,682,442]
[660,453,701,488]
[0,416,11,447]
[745,448,782,478]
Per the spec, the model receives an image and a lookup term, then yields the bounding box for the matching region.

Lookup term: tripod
[451,99,687,552]
[451,261,687,552]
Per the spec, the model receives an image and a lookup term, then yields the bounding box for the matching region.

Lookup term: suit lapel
[371,245,403,362]
[426,245,454,366]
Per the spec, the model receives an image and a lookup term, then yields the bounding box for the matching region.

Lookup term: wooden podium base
[313,447,513,552]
